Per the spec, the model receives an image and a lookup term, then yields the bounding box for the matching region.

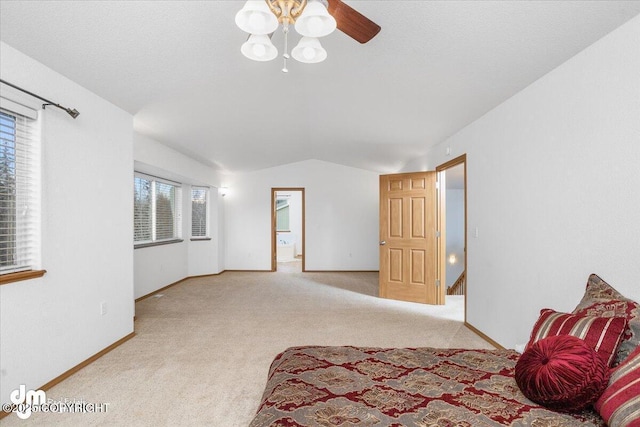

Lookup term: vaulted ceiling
[2,1,639,174]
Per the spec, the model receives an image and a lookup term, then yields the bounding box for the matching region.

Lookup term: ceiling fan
[326,0,381,44]
[235,0,380,68]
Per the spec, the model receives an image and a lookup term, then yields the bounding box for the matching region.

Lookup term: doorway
[436,155,467,321]
[271,188,305,272]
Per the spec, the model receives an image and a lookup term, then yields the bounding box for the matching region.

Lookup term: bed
[249,345,604,426]
[249,274,640,427]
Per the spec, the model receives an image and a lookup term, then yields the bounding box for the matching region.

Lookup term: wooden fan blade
[327,0,381,44]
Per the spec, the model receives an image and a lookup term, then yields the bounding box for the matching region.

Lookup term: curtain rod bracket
[0,79,80,119]
[42,103,80,119]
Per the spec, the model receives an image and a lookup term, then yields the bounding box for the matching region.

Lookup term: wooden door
[379,172,443,305]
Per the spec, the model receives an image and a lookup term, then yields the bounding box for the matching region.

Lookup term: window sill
[134,239,184,249]
[190,237,212,241]
[0,269,47,285]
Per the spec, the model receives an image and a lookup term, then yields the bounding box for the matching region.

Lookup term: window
[0,109,41,278]
[276,199,290,231]
[134,173,182,247]
[191,186,209,239]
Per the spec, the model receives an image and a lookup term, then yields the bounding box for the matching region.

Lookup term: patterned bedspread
[249,346,605,426]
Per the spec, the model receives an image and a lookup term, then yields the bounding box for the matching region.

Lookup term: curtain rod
[0,78,79,119]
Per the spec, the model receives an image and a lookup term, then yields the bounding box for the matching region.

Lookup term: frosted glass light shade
[235,1,279,35]
[241,34,278,61]
[295,0,336,37]
[291,37,327,63]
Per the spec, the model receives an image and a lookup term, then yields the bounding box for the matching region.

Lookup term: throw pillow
[595,345,640,427]
[516,335,610,412]
[573,273,640,366]
[526,308,627,366]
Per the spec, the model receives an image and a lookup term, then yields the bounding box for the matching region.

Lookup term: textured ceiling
[2,1,640,174]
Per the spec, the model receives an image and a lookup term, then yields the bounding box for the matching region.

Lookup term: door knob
[380,240,386,245]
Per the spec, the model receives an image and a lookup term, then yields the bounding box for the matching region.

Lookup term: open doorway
[271,188,305,272]
[436,155,466,321]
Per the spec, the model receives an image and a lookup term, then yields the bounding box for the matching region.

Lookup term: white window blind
[155,181,178,240]
[134,173,182,246]
[0,109,40,274]
[276,199,290,231]
[191,186,209,238]
[133,175,152,242]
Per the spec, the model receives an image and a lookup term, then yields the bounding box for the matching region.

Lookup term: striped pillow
[595,345,640,426]
[526,309,627,367]
[573,274,640,366]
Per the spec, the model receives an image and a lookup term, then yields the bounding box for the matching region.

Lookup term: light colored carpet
[1,270,492,426]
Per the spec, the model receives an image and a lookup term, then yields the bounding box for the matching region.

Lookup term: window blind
[133,175,152,242]
[0,109,40,274]
[276,203,290,231]
[134,172,182,245]
[155,181,178,240]
[191,186,209,238]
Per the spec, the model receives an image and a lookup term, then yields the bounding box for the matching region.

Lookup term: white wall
[403,15,640,348]
[0,42,134,404]
[133,133,225,299]
[225,159,379,271]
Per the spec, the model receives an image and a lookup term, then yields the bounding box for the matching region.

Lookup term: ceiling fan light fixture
[236,0,381,69]
[291,36,327,63]
[235,1,279,35]
[295,0,336,38]
[241,34,278,61]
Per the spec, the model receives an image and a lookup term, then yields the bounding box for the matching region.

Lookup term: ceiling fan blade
[327,0,381,44]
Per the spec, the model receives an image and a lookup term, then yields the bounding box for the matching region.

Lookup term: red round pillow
[515,334,610,412]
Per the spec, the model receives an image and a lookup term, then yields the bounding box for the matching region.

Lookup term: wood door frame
[271,188,306,272]
[436,154,467,321]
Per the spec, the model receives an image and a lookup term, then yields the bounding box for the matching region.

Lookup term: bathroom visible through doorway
[271,188,305,272]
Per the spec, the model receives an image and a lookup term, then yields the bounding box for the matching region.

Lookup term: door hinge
[435,230,441,238]
[435,279,441,287]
